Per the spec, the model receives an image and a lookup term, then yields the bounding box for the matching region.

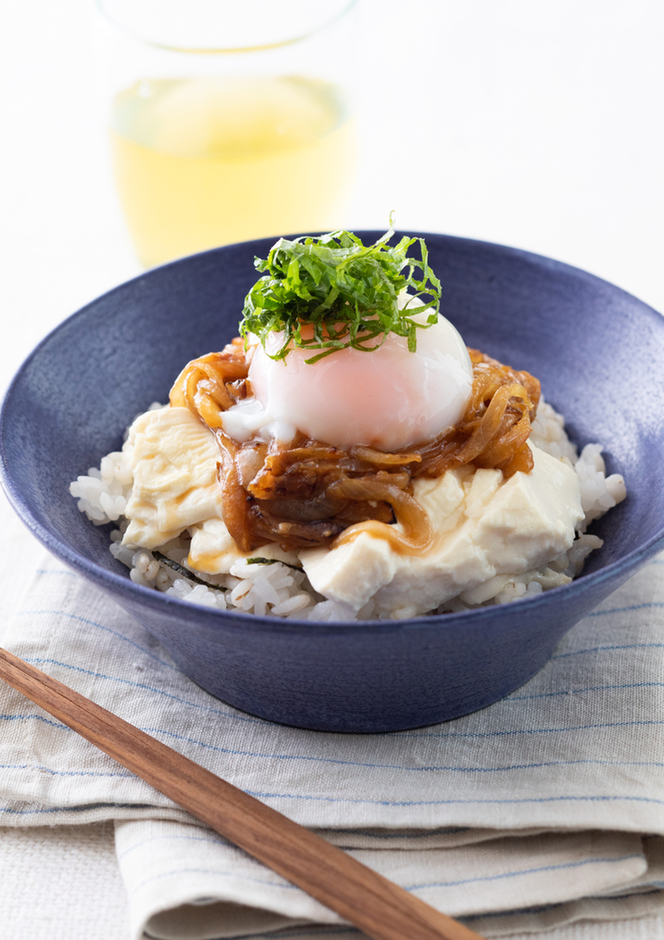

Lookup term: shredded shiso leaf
[239,227,441,363]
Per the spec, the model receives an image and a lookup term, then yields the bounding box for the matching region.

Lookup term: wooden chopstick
[0,646,484,940]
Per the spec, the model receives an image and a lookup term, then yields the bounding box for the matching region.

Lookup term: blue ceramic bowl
[2,233,664,732]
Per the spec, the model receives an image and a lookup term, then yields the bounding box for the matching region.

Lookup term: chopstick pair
[0,646,484,940]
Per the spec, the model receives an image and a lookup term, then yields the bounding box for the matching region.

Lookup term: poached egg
[221,306,473,451]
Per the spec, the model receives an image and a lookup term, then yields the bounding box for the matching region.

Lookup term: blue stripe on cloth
[1,737,662,807]
[118,827,470,860]
[2,751,661,780]
[393,719,664,740]
[245,792,664,808]
[0,761,131,779]
[24,655,664,715]
[128,853,644,899]
[1,714,662,775]
[324,827,470,839]
[137,724,664,773]
[14,610,180,672]
[552,642,664,660]
[0,713,69,730]
[0,790,664,816]
[464,887,664,922]
[8,653,663,745]
[507,682,664,701]
[404,854,644,890]
[35,568,79,577]
[586,602,664,617]
[23,657,266,726]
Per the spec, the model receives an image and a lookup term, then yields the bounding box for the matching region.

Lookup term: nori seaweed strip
[153,551,227,590]
[246,556,304,572]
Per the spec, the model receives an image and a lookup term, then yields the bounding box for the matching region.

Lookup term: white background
[2,0,663,392]
[1,1,663,937]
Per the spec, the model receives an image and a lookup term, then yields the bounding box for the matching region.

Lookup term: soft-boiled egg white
[220,305,473,451]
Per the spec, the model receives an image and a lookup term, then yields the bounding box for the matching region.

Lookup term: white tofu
[122,406,225,549]
[300,445,583,615]
[299,533,398,612]
[122,406,300,572]
[188,517,297,574]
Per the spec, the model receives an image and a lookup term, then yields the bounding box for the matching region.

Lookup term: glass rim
[97,0,358,53]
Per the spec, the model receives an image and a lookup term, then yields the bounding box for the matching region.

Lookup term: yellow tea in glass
[98,1,358,268]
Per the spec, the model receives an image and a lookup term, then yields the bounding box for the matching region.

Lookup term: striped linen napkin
[1,500,663,939]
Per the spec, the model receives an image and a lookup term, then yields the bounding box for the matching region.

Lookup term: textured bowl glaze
[2,233,664,732]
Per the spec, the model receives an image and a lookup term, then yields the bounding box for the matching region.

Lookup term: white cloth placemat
[3,825,664,940]
[1,516,663,937]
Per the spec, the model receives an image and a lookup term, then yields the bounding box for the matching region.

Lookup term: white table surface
[1,1,663,937]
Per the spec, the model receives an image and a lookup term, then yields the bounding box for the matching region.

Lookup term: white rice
[70,398,626,621]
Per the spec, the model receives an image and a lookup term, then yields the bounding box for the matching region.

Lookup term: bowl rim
[2,230,664,635]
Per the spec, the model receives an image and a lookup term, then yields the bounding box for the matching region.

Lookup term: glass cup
[97,0,358,268]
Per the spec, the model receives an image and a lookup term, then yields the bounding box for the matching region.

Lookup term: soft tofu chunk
[188,517,298,575]
[301,444,583,615]
[301,532,398,612]
[468,445,584,573]
[123,406,224,548]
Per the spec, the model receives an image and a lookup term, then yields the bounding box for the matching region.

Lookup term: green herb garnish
[239,226,441,363]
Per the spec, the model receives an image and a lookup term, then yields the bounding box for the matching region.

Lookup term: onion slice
[328,476,432,554]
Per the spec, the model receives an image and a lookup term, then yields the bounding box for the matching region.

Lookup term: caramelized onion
[213,430,253,553]
[327,476,432,554]
[410,351,539,478]
[170,342,248,428]
[350,445,422,467]
[170,342,541,552]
